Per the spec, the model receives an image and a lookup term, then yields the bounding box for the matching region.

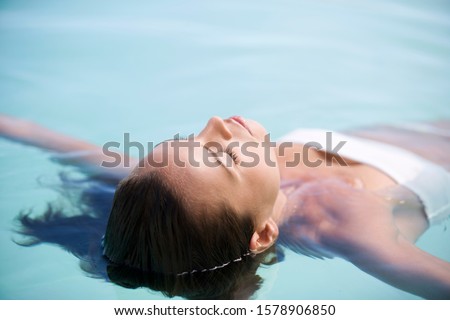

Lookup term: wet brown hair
[103,169,275,298]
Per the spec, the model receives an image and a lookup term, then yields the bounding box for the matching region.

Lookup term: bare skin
[274,121,450,298]
[1,114,449,299]
[276,135,430,243]
[0,114,136,179]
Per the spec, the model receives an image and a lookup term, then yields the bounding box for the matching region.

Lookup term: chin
[248,119,268,139]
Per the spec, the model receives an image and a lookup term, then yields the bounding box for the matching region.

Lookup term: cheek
[240,140,278,170]
[247,158,279,201]
[261,150,280,200]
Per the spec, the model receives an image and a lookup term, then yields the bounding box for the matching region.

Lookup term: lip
[229,116,253,136]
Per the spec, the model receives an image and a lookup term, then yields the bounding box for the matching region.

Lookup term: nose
[200,116,233,140]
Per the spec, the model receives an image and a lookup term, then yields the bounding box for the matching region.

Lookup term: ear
[249,218,279,254]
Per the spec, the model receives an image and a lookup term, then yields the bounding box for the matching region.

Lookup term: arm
[0,114,136,179]
[349,235,450,299]
[285,179,450,299]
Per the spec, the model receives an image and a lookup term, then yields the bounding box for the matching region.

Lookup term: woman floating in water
[1,114,450,299]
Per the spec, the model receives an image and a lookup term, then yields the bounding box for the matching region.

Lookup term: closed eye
[225,146,239,164]
[173,136,239,167]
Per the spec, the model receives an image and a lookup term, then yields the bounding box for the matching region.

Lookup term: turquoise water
[1,0,450,299]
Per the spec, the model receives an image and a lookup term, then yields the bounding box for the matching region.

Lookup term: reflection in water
[104,248,279,299]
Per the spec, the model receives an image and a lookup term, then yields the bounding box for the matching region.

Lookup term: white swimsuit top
[278,129,450,225]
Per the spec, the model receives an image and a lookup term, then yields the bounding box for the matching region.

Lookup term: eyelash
[225,146,239,164]
[174,137,239,164]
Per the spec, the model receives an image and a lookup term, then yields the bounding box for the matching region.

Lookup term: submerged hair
[14,169,282,299]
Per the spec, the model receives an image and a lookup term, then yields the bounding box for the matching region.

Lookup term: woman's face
[141,116,281,225]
